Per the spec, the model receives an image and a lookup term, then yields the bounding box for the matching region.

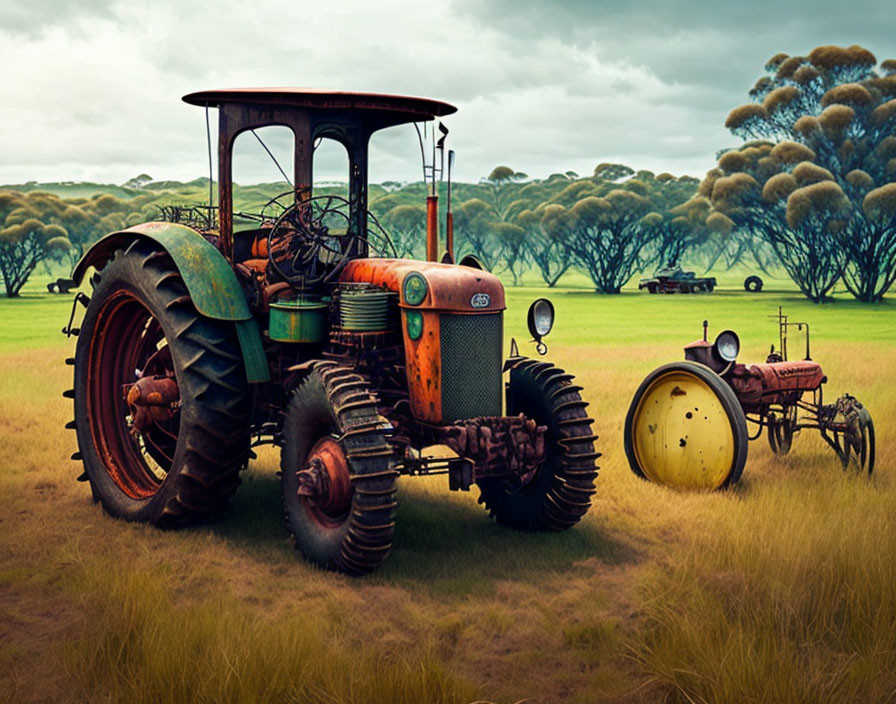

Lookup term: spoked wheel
[767,405,797,456]
[625,361,748,490]
[476,358,599,531]
[70,241,250,524]
[828,396,875,475]
[280,362,398,574]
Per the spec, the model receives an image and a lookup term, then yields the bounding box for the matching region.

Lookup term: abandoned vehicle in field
[63,89,600,574]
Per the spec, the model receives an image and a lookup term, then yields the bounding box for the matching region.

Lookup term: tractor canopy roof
[182,88,456,130]
[181,88,457,259]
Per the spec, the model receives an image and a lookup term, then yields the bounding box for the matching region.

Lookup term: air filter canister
[338,284,397,332]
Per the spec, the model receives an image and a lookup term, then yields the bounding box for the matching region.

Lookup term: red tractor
[63,89,599,574]
[624,308,874,490]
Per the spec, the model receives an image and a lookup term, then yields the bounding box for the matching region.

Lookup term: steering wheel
[266,193,358,286]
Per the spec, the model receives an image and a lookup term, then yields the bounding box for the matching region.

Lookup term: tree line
[2,43,894,301]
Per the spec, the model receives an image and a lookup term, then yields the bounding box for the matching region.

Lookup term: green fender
[72,222,270,383]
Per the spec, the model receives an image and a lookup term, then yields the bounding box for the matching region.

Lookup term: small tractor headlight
[405,310,423,341]
[403,272,428,306]
[527,298,555,340]
[714,330,740,363]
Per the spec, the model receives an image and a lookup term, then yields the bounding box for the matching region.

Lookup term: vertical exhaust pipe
[426,192,439,261]
[417,120,449,262]
[444,149,455,263]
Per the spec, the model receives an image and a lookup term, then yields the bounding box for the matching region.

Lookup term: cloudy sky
[0,0,890,187]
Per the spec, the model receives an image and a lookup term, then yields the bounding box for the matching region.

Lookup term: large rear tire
[624,361,748,490]
[476,358,599,531]
[70,241,250,525]
[281,362,398,574]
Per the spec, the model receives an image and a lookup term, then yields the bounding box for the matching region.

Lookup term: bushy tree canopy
[709,44,896,301]
[0,191,71,297]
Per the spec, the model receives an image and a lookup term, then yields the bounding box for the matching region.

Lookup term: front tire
[281,362,398,574]
[71,241,250,525]
[624,361,748,490]
[477,358,599,531]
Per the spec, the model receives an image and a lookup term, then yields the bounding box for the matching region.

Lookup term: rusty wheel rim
[298,436,353,527]
[87,291,181,499]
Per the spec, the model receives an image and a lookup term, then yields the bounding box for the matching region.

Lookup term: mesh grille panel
[440,313,503,421]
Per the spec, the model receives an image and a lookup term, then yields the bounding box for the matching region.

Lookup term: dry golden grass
[1,284,894,703]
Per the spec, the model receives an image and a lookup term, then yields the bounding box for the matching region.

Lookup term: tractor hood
[340,259,505,313]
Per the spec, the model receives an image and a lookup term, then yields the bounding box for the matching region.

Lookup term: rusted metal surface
[403,309,443,422]
[425,195,439,262]
[385,411,547,488]
[340,258,505,311]
[323,328,408,406]
[124,376,179,435]
[87,291,174,500]
[671,311,873,475]
[439,414,546,479]
[295,437,353,515]
[340,258,505,424]
[187,90,454,264]
[183,88,456,125]
[72,223,252,320]
[729,360,825,410]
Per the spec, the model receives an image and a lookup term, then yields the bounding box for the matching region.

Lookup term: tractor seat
[233,229,272,280]
[238,258,268,274]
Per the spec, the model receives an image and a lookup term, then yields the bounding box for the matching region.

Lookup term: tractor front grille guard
[440,312,503,422]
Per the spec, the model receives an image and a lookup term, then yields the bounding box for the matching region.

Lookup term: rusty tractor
[623,308,874,490]
[63,89,599,574]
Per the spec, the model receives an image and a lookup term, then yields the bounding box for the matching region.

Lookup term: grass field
[1,268,894,703]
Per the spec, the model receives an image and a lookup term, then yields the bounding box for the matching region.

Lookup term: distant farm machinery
[639,263,716,294]
[624,308,874,490]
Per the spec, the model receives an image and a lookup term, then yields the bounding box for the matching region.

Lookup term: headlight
[403,272,428,306]
[714,330,740,362]
[527,298,555,340]
[405,310,423,340]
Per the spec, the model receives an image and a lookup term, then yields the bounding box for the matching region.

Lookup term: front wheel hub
[295,437,352,515]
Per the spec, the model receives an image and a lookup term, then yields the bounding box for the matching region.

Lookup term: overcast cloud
[0,0,890,186]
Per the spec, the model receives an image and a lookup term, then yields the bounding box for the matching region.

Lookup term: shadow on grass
[381,490,642,593]
[189,472,640,595]
[191,470,640,590]
[190,470,293,562]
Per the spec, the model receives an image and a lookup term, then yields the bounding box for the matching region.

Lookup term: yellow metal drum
[625,361,748,490]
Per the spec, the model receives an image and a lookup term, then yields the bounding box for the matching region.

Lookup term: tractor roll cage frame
[182,89,457,262]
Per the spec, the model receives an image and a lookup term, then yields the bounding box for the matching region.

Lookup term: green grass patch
[0,268,894,703]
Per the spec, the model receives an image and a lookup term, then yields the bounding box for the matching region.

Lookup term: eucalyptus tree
[0,191,71,297]
[515,205,574,287]
[543,187,654,293]
[714,44,896,301]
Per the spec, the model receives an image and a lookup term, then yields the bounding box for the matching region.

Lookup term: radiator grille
[440,313,503,422]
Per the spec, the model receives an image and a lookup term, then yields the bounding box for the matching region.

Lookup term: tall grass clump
[635,473,896,703]
[66,563,477,704]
